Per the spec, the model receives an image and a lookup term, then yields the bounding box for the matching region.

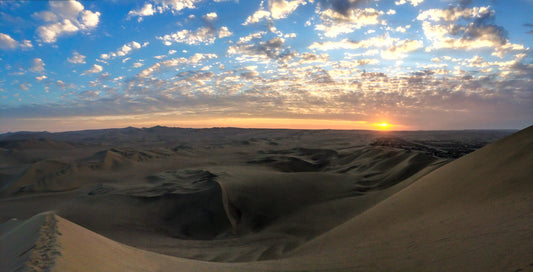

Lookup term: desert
[1,126,532,271]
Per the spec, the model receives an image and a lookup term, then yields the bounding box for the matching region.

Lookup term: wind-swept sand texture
[1,126,531,271]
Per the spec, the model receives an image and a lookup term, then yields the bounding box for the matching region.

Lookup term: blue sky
[1,0,532,132]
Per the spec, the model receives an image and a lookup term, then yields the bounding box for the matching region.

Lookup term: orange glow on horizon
[373,122,392,130]
[5,114,408,132]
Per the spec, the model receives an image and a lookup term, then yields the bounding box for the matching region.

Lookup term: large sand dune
[1,126,530,271]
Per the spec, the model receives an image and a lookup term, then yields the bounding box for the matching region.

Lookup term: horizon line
[0,125,525,135]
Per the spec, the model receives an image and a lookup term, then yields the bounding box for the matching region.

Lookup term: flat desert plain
[1,126,532,271]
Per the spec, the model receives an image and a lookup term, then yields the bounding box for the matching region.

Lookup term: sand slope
[249,125,533,271]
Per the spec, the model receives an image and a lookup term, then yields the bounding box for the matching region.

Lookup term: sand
[1,126,531,271]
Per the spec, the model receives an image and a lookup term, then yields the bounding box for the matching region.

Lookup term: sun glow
[375,122,390,130]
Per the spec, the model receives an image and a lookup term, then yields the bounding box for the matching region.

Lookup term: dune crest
[0,212,60,272]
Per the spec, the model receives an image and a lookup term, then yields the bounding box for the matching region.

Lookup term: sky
[0,0,532,132]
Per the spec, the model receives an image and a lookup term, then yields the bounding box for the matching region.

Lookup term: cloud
[35,75,48,81]
[83,64,103,75]
[228,37,288,61]
[158,27,216,45]
[127,0,203,21]
[128,3,155,21]
[298,52,330,64]
[243,0,305,26]
[269,0,306,19]
[79,10,100,29]
[237,31,267,44]
[35,0,100,43]
[0,33,18,49]
[56,80,67,88]
[381,39,423,59]
[67,51,86,64]
[157,26,232,45]
[4,57,532,131]
[133,62,144,68]
[19,83,30,91]
[417,6,527,57]
[0,33,32,50]
[417,6,493,22]
[218,26,233,38]
[319,0,367,15]
[394,0,423,7]
[30,58,45,73]
[243,9,271,25]
[316,7,384,37]
[138,53,217,78]
[37,19,79,43]
[309,35,422,59]
[100,41,146,60]
[309,36,394,50]
[202,12,218,22]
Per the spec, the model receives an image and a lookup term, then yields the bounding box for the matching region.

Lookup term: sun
[374,122,390,130]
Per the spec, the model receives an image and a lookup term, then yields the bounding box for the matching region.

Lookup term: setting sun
[375,122,390,130]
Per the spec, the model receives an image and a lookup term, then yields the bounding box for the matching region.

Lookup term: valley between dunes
[0,126,531,271]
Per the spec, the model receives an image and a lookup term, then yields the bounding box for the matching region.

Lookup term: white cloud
[237,31,267,44]
[227,37,287,61]
[56,80,66,88]
[395,0,423,7]
[156,0,202,12]
[417,6,493,22]
[309,35,422,59]
[203,12,218,22]
[20,40,33,49]
[31,58,45,73]
[133,62,144,68]
[83,64,103,75]
[127,0,203,21]
[284,32,296,38]
[243,0,305,26]
[158,27,215,45]
[35,75,47,81]
[158,26,232,45]
[138,53,217,78]
[309,36,394,51]
[37,19,79,43]
[316,8,384,37]
[381,39,423,59]
[100,41,145,60]
[268,0,306,19]
[67,51,86,64]
[32,11,58,22]
[79,10,100,29]
[0,33,18,49]
[19,83,30,91]
[243,9,271,25]
[218,26,233,38]
[35,0,100,43]
[128,3,155,21]
[49,0,84,19]
[417,6,527,57]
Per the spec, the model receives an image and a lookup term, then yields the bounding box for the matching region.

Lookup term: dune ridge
[0,212,60,272]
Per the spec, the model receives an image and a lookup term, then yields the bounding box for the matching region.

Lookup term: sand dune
[248,125,533,271]
[1,126,530,271]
